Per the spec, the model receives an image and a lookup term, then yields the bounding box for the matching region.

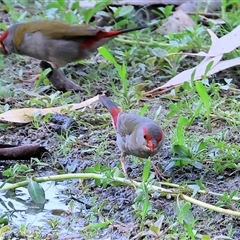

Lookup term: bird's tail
[99,95,121,129]
[80,25,148,49]
[97,25,148,39]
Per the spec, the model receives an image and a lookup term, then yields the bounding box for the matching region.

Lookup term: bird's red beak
[147,140,155,152]
[0,30,9,55]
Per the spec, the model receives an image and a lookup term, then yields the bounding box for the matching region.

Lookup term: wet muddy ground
[1,3,240,240]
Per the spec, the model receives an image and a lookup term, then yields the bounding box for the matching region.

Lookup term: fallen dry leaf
[146,24,240,95]
[160,54,222,89]
[0,95,99,123]
[208,57,240,76]
[207,25,240,56]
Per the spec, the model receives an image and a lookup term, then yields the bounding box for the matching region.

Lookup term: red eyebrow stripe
[156,132,163,142]
[143,127,152,141]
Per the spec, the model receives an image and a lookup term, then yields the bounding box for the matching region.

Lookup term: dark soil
[1,3,240,240]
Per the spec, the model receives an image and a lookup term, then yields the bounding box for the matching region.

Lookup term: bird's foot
[151,162,166,180]
[22,73,41,82]
[120,155,129,178]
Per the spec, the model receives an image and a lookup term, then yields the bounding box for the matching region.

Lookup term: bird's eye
[144,135,147,139]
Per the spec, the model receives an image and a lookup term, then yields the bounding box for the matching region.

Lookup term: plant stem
[1,173,240,217]
[181,194,240,217]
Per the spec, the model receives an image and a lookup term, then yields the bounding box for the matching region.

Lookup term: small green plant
[133,158,154,230]
[28,111,42,129]
[109,5,134,27]
[165,116,208,171]
[56,133,78,158]
[18,224,29,237]
[157,5,174,18]
[174,201,197,240]
[26,91,71,108]
[2,163,32,179]
[195,80,212,132]
[216,190,238,209]
[47,218,59,229]
[98,47,128,96]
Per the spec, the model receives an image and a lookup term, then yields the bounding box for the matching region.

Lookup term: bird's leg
[151,162,166,180]
[120,153,128,178]
[22,61,55,82]
[24,74,41,82]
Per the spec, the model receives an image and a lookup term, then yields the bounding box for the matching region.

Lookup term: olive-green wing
[13,20,100,47]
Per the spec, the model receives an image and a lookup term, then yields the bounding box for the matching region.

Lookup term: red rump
[109,107,121,129]
[80,25,147,49]
[98,95,121,129]
[80,30,122,49]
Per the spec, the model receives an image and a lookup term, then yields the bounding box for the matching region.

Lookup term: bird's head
[0,24,22,55]
[0,30,9,55]
[142,124,164,153]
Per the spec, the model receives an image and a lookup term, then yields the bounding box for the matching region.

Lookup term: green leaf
[117,6,134,17]
[83,221,112,230]
[46,2,60,9]
[140,183,150,229]
[0,123,9,129]
[2,167,13,177]
[188,184,200,197]
[187,102,203,127]
[0,217,8,226]
[201,235,211,240]
[150,225,159,234]
[176,116,188,145]
[204,61,214,76]
[184,221,196,240]
[167,103,182,118]
[176,202,194,225]
[195,179,206,190]
[0,225,10,237]
[35,67,52,88]
[142,157,151,182]
[192,161,203,169]
[195,82,210,112]
[27,179,45,205]
[98,47,118,67]
[83,1,111,23]
[151,48,168,58]
[173,144,191,157]
[195,81,211,131]
[57,0,65,9]
[0,23,7,30]
[164,160,176,171]
[139,105,149,116]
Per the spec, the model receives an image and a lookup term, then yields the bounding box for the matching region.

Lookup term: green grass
[1,0,240,239]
